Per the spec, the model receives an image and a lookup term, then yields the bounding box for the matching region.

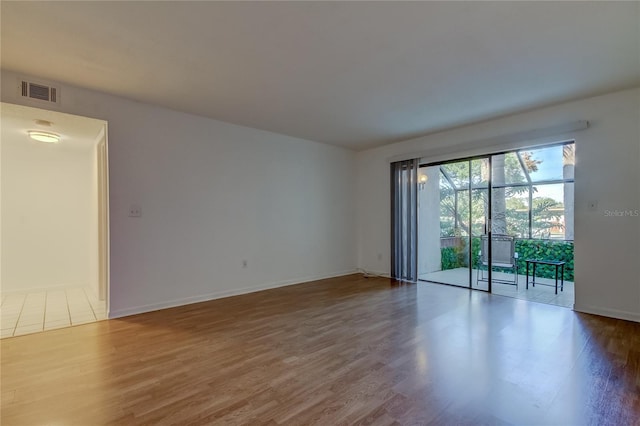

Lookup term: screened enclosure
[417,142,575,307]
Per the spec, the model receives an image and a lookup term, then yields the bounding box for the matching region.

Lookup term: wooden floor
[1,275,639,425]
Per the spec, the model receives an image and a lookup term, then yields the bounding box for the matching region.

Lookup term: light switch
[129,205,142,217]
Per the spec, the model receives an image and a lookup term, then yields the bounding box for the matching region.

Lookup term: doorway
[1,103,110,338]
[417,143,575,308]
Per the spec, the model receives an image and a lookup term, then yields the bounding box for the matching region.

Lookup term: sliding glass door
[471,158,490,291]
[417,157,491,291]
[417,142,575,306]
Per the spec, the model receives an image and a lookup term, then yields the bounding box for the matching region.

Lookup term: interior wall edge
[573,303,640,324]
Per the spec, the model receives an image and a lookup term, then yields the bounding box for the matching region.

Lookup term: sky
[521,144,570,203]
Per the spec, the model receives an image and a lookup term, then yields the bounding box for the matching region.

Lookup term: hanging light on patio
[418,174,428,189]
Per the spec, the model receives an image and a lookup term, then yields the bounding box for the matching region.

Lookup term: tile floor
[419,267,575,308]
[0,287,107,339]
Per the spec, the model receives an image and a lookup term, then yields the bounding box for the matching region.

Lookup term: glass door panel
[417,165,449,284]
[490,153,519,293]
[471,158,490,291]
[418,158,491,290]
[418,160,471,288]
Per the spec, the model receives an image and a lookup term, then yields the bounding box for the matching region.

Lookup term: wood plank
[1,274,639,424]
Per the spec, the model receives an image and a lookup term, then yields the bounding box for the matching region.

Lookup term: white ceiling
[1,2,638,150]
[1,103,105,152]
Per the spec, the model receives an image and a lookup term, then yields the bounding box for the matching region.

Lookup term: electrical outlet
[377,253,383,262]
[242,260,248,268]
[128,205,142,217]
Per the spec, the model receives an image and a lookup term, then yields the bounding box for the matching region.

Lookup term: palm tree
[491,154,507,234]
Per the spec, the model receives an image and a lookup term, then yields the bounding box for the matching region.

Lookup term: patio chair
[476,234,519,286]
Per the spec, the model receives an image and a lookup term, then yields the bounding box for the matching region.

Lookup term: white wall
[1,70,357,318]
[417,166,441,275]
[87,132,102,300]
[357,88,640,322]
[1,135,95,291]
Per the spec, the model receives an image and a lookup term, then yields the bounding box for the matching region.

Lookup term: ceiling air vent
[20,80,59,104]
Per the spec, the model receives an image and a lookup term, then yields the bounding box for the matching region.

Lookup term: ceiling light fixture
[28,130,60,143]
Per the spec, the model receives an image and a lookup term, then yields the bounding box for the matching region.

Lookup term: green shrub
[441,247,459,271]
[515,239,574,281]
[440,238,574,281]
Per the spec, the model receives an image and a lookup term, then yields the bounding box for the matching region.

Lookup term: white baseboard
[573,303,640,323]
[108,269,358,319]
[357,268,390,278]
